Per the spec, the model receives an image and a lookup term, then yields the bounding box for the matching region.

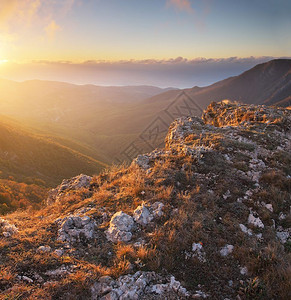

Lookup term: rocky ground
[0,101,290,299]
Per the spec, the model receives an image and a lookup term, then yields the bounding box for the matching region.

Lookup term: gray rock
[106,226,132,243]
[133,203,153,226]
[47,174,92,204]
[240,266,248,275]
[220,244,234,257]
[37,245,51,253]
[192,242,206,262]
[57,215,96,243]
[132,155,150,169]
[151,202,164,218]
[0,218,18,237]
[22,275,33,283]
[239,224,253,236]
[54,249,64,257]
[106,212,134,243]
[131,150,168,170]
[110,211,134,231]
[248,212,264,228]
[45,266,70,277]
[276,227,290,244]
[91,271,192,299]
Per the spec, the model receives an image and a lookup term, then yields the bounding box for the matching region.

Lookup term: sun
[0,59,8,64]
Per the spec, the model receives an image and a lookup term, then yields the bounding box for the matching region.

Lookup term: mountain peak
[1,101,290,299]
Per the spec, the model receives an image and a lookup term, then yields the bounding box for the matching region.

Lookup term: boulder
[0,217,18,237]
[133,203,153,226]
[37,245,51,253]
[106,211,134,243]
[220,244,234,257]
[151,202,164,218]
[248,212,264,228]
[57,215,96,243]
[47,174,92,204]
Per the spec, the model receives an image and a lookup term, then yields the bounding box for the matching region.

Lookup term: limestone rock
[45,266,71,277]
[239,224,253,236]
[276,226,290,244]
[132,154,150,169]
[106,226,132,243]
[131,150,168,170]
[57,215,96,243]
[192,242,206,262]
[248,212,264,228]
[0,217,18,237]
[91,271,192,299]
[151,202,164,218]
[54,249,64,257]
[37,245,51,253]
[220,244,234,257]
[106,211,134,243]
[47,174,92,204]
[109,211,134,231]
[240,266,248,276]
[133,203,153,226]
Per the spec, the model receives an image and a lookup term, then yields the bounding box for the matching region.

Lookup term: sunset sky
[0,0,290,87]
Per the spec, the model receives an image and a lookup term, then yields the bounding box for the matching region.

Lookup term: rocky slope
[0,101,290,299]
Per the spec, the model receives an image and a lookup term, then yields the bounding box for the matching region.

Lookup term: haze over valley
[1,59,290,174]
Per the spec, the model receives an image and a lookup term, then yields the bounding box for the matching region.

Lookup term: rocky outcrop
[1,101,290,300]
[220,244,234,257]
[56,215,97,243]
[0,217,18,237]
[106,202,165,243]
[47,174,92,204]
[248,211,264,228]
[203,100,291,129]
[133,203,153,226]
[106,211,134,242]
[133,202,164,226]
[91,271,194,299]
[132,150,169,170]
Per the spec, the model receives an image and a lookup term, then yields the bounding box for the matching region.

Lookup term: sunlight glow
[0,60,8,64]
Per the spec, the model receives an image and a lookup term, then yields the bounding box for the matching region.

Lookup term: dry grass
[1,103,290,299]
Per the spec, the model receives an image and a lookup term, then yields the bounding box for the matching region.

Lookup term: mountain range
[0,59,290,186]
[1,101,290,299]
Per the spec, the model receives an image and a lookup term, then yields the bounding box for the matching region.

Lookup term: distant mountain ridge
[145,59,291,109]
[202,58,291,106]
[0,59,290,167]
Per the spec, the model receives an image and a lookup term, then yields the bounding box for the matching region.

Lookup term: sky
[0,0,290,87]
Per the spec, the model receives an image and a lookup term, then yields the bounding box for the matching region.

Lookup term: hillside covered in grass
[0,60,290,164]
[0,179,47,215]
[0,101,290,299]
[0,117,106,187]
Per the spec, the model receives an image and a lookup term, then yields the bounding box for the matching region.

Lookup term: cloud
[0,1,17,26]
[0,0,41,29]
[66,56,276,66]
[45,20,61,40]
[3,56,285,88]
[0,0,76,39]
[166,0,194,13]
